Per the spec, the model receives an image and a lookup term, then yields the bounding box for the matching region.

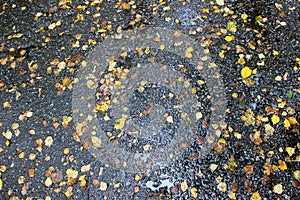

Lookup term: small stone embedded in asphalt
[0,0,299,199]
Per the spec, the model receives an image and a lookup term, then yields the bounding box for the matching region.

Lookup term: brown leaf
[187,153,198,161]
[244,165,254,175]
[244,178,252,193]
[51,170,63,184]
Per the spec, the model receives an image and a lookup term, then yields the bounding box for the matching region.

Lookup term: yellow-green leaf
[225,35,235,42]
[227,21,237,32]
[114,116,126,130]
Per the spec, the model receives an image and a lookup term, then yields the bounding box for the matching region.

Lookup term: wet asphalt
[0,0,299,199]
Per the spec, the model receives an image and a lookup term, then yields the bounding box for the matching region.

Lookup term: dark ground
[0,0,299,199]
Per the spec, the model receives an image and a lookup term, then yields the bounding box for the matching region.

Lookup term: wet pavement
[0,0,299,199]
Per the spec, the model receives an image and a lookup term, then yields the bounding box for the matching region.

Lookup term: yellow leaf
[100,182,108,191]
[271,115,280,125]
[81,60,87,67]
[185,47,193,59]
[79,175,86,188]
[166,116,174,123]
[216,0,224,6]
[196,112,203,120]
[66,168,78,180]
[91,136,102,148]
[294,170,300,180]
[283,118,290,129]
[288,116,298,125]
[134,173,141,181]
[97,29,107,33]
[225,35,235,42]
[122,3,130,10]
[45,177,52,187]
[64,186,73,197]
[236,57,245,65]
[210,164,218,171]
[181,180,188,192]
[95,102,108,112]
[191,187,198,198]
[241,13,248,20]
[114,116,126,130]
[217,182,227,192]
[286,147,295,156]
[273,184,283,194]
[0,165,7,172]
[219,50,225,58]
[114,182,121,188]
[3,102,11,108]
[241,66,252,79]
[77,14,84,20]
[0,178,2,190]
[251,192,261,200]
[48,23,56,30]
[232,92,238,98]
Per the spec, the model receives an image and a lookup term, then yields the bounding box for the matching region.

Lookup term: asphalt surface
[0,0,299,199]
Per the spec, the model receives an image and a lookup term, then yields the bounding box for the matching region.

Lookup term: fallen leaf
[244,165,254,175]
[210,164,218,171]
[227,21,237,32]
[294,170,300,180]
[241,66,252,79]
[79,175,87,188]
[286,147,295,156]
[166,116,174,123]
[81,164,91,173]
[0,178,2,190]
[273,184,283,194]
[134,173,141,181]
[278,160,287,170]
[181,180,188,192]
[217,182,227,192]
[91,136,101,148]
[288,116,298,125]
[251,192,262,200]
[271,115,280,125]
[51,170,63,183]
[196,112,203,120]
[185,47,193,59]
[114,116,126,130]
[45,136,53,147]
[283,119,291,129]
[216,0,224,6]
[100,182,108,191]
[45,177,52,187]
[28,169,35,178]
[225,35,235,42]
[66,168,78,181]
[191,187,197,198]
[64,186,73,197]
